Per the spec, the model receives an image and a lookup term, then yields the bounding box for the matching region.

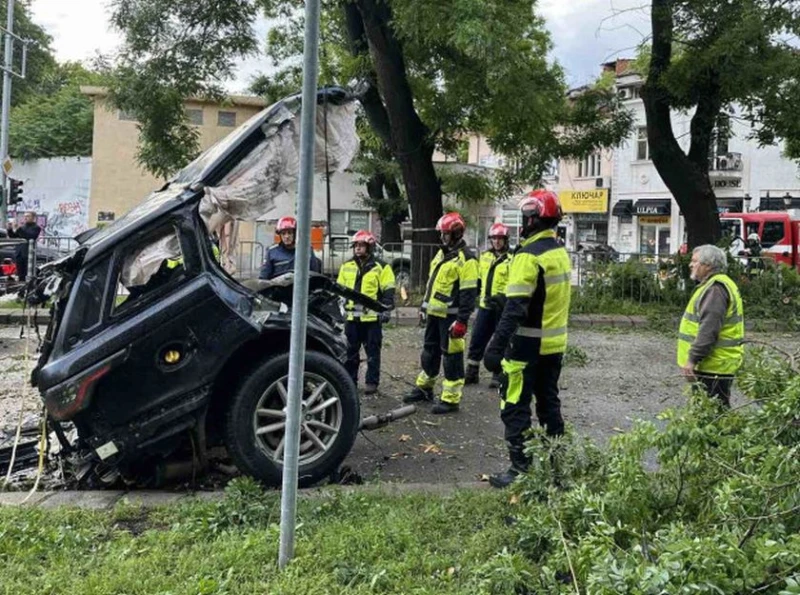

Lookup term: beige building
[467,133,613,251]
[81,86,266,229]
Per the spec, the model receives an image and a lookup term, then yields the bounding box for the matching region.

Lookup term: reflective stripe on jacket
[478,250,511,309]
[421,242,479,320]
[494,229,571,358]
[337,257,396,322]
[677,273,744,375]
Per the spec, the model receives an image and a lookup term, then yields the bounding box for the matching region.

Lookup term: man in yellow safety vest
[483,190,572,488]
[465,222,512,388]
[403,212,479,414]
[337,230,396,394]
[677,244,744,408]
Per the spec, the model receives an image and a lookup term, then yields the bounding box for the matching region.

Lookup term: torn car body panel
[28,87,406,488]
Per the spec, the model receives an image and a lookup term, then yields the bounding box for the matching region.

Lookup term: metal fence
[233,239,791,295]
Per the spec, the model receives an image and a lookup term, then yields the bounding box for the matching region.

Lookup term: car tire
[224,351,359,488]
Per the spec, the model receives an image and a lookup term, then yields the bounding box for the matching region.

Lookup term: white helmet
[747,233,760,242]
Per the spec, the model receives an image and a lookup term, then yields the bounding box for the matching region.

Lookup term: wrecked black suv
[30,88,388,488]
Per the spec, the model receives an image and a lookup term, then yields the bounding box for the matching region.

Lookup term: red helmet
[488,223,509,238]
[436,212,466,233]
[276,216,297,232]
[520,189,562,220]
[351,230,376,246]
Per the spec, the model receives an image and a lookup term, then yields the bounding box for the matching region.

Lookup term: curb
[0,482,490,510]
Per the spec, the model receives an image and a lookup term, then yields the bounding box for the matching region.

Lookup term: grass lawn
[0,480,522,594]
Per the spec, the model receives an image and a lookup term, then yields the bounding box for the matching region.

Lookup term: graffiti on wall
[7,158,91,241]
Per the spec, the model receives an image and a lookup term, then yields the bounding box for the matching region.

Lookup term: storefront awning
[634,199,671,216]
[611,199,633,217]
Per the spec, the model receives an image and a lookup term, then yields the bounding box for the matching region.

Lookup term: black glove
[484,344,504,374]
[487,295,507,313]
[379,311,392,324]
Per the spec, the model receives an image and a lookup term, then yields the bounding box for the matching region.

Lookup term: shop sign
[559,189,608,213]
[713,179,742,188]
[639,215,670,225]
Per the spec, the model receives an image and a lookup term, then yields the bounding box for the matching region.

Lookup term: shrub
[503,346,800,593]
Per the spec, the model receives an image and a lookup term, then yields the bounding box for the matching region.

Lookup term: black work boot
[403,386,434,404]
[489,445,530,489]
[488,373,501,389]
[465,364,479,385]
[488,467,520,489]
[431,400,460,415]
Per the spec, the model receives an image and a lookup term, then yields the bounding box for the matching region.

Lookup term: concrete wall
[8,157,92,239]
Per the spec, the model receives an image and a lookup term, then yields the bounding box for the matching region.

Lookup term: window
[578,153,602,178]
[330,211,347,235]
[61,258,112,349]
[501,207,522,246]
[543,159,559,179]
[720,219,741,240]
[186,109,204,126]
[761,222,785,248]
[218,111,237,127]
[637,126,649,161]
[330,210,370,235]
[114,229,185,314]
[118,110,137,122]
[715,114,730,155]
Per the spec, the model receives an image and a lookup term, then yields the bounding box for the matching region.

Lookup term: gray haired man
[676,245,745,407]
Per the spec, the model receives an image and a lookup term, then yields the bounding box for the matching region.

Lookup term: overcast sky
[29,0,651,92]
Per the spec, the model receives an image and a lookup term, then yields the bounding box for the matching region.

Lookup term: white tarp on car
[122,93,359,290]
[199,100,359,234]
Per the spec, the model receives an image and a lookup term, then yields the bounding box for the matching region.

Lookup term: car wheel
[224,351,359,488]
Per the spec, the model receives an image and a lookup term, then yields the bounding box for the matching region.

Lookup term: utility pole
[0,0,29,226]
[0,0,15,226]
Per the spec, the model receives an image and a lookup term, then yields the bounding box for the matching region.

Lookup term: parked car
[0,230,70,286]
[30,88,404,488]
[576,241,619,263]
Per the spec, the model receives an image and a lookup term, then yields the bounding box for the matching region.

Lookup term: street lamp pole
[278,0,321,571]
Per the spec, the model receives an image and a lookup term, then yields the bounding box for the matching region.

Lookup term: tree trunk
[354,0,442,283]
[642,0,721,249]
[365,171,404,244]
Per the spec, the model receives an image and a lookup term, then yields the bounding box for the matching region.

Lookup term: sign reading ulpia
[558,188,608,213]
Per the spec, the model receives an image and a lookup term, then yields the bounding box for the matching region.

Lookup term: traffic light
[8,178,23,205]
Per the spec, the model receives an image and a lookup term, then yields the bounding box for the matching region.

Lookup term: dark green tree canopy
[9,62,110,160]
[643,0,800,247]
[107,0,631,185]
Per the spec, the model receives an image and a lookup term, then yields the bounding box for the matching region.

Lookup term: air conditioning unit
[618,88,630,100]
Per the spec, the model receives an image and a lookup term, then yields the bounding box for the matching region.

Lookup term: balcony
[709,152,743,172]
[708,152,743,189]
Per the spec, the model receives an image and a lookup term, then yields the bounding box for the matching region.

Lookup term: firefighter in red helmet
[465,222,512,388]
[337,230,396,394]
[483,190,572,488]
[403,212,479,414]
[259,216,322,279]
